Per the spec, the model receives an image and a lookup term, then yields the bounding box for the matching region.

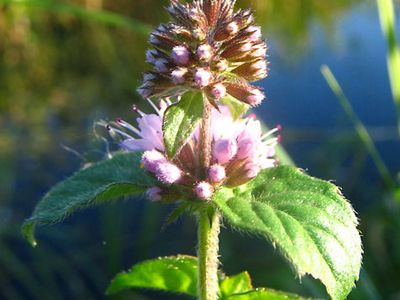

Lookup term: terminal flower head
[138,0,268,108]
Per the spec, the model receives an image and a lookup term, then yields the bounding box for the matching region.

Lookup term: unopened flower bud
[211,83,227,99]
[156,162,182,184]
[145,187,162,201]
[251,60,267,71]
[213,138,238,164]
[194,68,212,87]
[172,45,190,65]
[149,34,159,44]
[146,49,158,63]
[226,21,239,35]
[214,59,229,72]
[154,59,169,73]
[208,164,226,183]
[245,163,261,179]
[188,8,198,19]
[171,68,188,84]
[251,43,267,58]
[143,72,156,82]
[195,182,214,200]
[167,4,176,15]
[246,26,262,41]
[192,29,206,40]
[226,84,265,107]
[197,44,213,61]
[142,150,167,173]
[246,89,265,106]
[240,42,252,52]
[137,85,152,98]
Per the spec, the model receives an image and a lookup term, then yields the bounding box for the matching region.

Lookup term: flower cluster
[138,0,268,107]
[107,100,278,201]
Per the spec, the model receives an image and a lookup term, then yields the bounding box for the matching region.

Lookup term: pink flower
[146,187,162,201]
[142,150,167,173]
[171,68,188,84]
[172,46,190,66]
[156,162,182,185]
[107,98,278,200]
[197,44,213,61]
[194,68,212,87]
[208,164,226,183]
[211,83,227,99]
[246,89,265,106]
[195,182,214,200]
[213,138,238,165]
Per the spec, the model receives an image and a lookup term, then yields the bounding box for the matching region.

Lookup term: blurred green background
[1,0,400,299]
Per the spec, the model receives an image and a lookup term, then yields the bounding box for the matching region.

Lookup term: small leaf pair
[107,255,305,299]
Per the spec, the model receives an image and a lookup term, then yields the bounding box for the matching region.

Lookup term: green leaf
[220,95,249,119]
[22,152,154,246]
[220,272,253,298]
[162,202,193,230]
[227,288,306,300]
[107,255,198,296]
[163,92,204,158]
[376,0,400,134]
[214,166,362,300]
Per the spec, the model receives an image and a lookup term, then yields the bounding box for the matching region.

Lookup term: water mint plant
[22,1,362,300]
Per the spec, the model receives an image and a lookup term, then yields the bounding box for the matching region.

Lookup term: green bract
[22,152,154,246]
[219,95,249,120]
[163,91,204,158]
[214,166,362,300]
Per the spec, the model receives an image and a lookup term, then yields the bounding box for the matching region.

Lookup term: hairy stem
[197,208,220,300]
[200,95,212,176]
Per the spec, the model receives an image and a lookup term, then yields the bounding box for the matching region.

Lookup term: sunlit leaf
[163,92,204,158]
[220,95,249,119]
[227,288,306,300]
[214,166,362,300]
[220,271,253,298]
[106,255,198,296]
[22,152,154,246]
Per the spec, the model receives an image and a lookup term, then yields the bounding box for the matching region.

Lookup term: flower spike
[140,0,268,107]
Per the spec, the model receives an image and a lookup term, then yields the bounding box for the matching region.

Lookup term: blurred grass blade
[321,65,395,189]
[1,0,152,35]
[0,241,43,299]
[377,0,400,134]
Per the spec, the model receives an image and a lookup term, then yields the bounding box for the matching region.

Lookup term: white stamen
[116,119,141,136]
[146,98,160,114]
[262,127,280,139]
[108,126,136,139]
